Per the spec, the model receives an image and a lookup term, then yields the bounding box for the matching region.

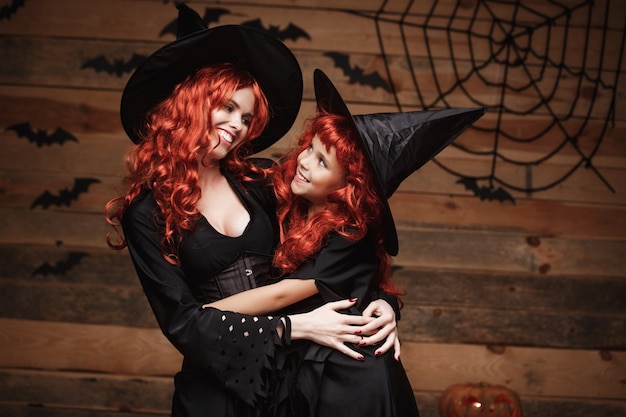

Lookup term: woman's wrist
[286,312,307,340]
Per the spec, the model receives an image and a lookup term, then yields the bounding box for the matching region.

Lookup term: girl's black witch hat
[314,69,487,255]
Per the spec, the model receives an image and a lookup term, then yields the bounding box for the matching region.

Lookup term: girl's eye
[224,103,234,112]
[242,116,252,126]
[319,158,326,168]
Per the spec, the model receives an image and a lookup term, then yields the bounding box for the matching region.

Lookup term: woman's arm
[121,193,290,406]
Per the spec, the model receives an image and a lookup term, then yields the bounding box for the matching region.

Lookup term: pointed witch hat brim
[313,69,487,255]
[120,4,303,153]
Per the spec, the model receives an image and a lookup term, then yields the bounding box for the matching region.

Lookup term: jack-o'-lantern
[439,382,522,417]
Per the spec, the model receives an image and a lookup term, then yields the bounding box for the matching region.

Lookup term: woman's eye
[224,104,233,112]
[319,158,326,168]
[242,117,251,126]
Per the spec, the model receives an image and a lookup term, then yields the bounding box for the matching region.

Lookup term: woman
[207,69,487,416]
[105,5,400,417]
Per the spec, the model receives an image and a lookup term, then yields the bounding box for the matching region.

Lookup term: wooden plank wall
[1,0,625,416]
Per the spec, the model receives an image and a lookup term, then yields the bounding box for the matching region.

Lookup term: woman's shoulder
[248,157,276,169]
[123,190,157,224]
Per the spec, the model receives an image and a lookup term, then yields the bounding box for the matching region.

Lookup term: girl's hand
[289,299,374,361]
[358,299,401,360]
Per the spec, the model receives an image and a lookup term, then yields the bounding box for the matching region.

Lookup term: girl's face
[207,86,255,161]
[291,135,346,212]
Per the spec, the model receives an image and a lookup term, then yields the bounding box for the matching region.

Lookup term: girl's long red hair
[105,63,270,263]
[271,112,401,296]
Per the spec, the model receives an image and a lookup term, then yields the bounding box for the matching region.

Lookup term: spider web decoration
[344,0,625,202]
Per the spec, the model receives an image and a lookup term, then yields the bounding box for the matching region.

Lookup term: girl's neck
[307,202,323,218]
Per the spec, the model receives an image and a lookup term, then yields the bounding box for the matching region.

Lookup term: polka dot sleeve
[204,308,290,408]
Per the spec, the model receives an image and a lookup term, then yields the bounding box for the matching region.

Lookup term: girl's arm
[204,278,318,315]
[204,279,400,360]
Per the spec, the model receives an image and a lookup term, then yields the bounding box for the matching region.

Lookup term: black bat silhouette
[31,251,89,276]
[81,53,147,77]
[324,52,391,92]
[30,177,101,209]
[457,178,516,204]
[160,7,231,37]
[242,18,310,42]
[6,122,78,147]
[0,0,25,20]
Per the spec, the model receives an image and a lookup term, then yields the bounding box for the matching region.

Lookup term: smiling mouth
[296,169,309,183]
[217,129,233,144]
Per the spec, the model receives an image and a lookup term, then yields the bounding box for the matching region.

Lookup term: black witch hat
[120,4,303,153]
[314,69,487,256]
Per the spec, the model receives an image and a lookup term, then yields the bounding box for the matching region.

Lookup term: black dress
[277,232,420,417]
[121,160,285,417]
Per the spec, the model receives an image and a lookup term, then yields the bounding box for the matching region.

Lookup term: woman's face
[207,86,255,161]
[291,135,346,212]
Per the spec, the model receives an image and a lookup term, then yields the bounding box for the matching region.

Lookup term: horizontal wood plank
[0,208,624,276]
[1,35,623,120]
[0,279,156,329]
[0,245,135,285]
[395,227,626,277]
[1,0,622,38]
[393,268,626,316]
[2,243,624,313]
[0,0,622,71]
[0,368,625,417]
[388,193,626,240]
[400,342,626,400]
[0,405,165,417]
[1,318,624,400]
[0,369,172,413]
[397,304,626,349]
[1,276,622,349]
[0,208,111,248]
[0,318,182,376]
[2,245,624,349]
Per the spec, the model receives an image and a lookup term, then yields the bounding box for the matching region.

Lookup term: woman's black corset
[196,252,280,302]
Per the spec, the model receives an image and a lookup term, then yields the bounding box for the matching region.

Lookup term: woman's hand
[289,299,374,361]
[358,299,401,360]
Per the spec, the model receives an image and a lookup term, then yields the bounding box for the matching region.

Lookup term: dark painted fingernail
[358,355,365,361]
[375,351,382,356]
[349,297,357,302]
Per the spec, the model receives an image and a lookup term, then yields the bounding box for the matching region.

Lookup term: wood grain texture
[1,318,624,400]
[1,35,623,120]
[0,0,624,414]
[0,368,625,417]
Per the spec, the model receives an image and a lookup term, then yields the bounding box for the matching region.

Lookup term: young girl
[206,69,487,416]
[105,5,400,417]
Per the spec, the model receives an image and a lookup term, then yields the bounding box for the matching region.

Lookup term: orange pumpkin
[439,382,522,417]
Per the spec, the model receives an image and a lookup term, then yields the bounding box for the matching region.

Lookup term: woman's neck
[197,160,223,189]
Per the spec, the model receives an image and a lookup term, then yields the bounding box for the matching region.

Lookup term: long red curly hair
[105,63,270,263]
[271,112,400,295]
